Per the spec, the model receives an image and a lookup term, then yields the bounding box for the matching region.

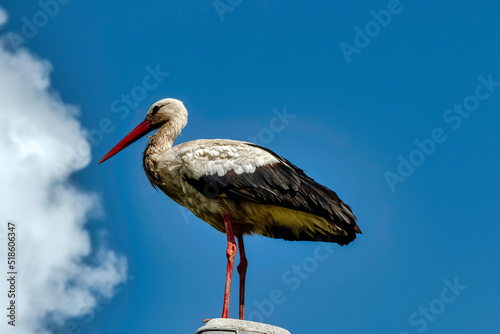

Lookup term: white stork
[99,98,361,320]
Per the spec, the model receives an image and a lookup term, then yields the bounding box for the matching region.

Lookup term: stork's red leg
[222,214,237,318]
[236,235,247,320]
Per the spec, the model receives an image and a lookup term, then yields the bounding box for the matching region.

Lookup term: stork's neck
[145,117,186,157]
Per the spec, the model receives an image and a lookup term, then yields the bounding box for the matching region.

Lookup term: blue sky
[2,1,499,333]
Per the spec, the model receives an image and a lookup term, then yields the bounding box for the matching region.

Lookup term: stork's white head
[145,98,188,130]
[99,98,188,164]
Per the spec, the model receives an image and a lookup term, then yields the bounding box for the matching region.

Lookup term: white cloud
[0,6,7,26]
[0,27,127,334]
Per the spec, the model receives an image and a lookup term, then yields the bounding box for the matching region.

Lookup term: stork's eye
[152,105,161,114]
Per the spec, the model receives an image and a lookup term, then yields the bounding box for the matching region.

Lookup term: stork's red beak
[98,120,152,164]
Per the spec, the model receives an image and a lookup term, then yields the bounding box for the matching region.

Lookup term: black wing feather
[184,143,361,245]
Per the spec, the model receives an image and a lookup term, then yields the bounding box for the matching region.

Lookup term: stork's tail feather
[262,201,361,246]
[354,224,362,234]
[304,179,361,244]
[305,198,361,246]
[339,200,362,234]
[264,221,359,246]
